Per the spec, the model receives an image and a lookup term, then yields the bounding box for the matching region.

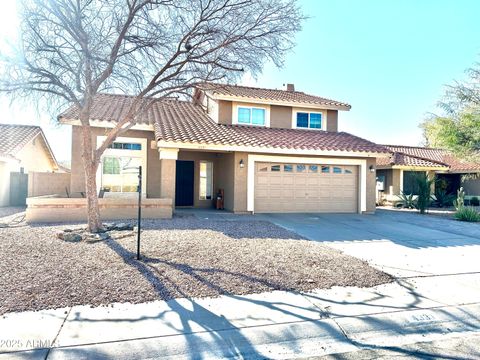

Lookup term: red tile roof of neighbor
[59,94,387,154]
[378,145,480,172]
[0,124,42,159]
[199,83,352,109]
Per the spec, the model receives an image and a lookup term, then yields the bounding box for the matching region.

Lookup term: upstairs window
[237,107,266,126]
[296,112,322,129]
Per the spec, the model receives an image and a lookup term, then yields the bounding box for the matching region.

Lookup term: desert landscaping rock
[63,233,83,242]
[0,216,392,315]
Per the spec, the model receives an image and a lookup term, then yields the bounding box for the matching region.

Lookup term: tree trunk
[80,123,103,233]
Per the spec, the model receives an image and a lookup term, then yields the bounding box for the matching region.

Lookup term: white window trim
[199,160,214,201]
[232,103,270,127]
[247,154,367,214]
[291,109,327,130]
[96,136,148,196]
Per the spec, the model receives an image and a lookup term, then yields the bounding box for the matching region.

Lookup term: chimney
[285,83,295,92]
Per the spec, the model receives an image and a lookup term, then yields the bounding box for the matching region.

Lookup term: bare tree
[0,0,304,232]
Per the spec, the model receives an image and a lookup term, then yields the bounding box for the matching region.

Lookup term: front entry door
[175,160,194,206]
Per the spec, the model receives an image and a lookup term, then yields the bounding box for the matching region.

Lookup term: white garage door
[254,162,358,213]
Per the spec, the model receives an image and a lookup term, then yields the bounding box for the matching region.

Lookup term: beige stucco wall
[217,100,232,125]
[15,136,56,173]
[215,152,235,211]
[70,126,161,198]
[28,171,71,198]
[326,110,338,132]
[26,197,172,222]
[210,97,338,132]
[463,178,480,195]
[270,105,292,129]
[366,158,376,213]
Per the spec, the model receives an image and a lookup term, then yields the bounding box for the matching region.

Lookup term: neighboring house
[0,124,60,206]
[59,83,389,214]
[376,145,480,202]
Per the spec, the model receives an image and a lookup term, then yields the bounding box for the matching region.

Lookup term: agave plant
[398,192,416,209]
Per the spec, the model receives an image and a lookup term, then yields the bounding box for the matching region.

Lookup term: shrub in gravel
[454,206,480,222]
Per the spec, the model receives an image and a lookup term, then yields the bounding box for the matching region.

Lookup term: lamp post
[137,166,142,260]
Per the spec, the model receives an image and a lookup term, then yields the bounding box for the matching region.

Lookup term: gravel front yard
[0,215,392,315]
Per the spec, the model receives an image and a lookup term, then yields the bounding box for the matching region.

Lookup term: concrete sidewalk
[1,272,479,359]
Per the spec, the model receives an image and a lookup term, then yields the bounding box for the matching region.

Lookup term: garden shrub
[454,206,480,222]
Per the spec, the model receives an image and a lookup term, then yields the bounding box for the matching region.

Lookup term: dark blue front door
[175,160,194,206]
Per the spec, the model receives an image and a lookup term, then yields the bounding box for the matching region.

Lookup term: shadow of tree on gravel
[57,238,478,360]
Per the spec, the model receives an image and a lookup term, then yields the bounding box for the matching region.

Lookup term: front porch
[158,148,247,213]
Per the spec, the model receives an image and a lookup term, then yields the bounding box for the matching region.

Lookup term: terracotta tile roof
[198,83,351,110]
[0,124,42,159]
[376,151,447,168]
[379,145,480,172]
[60,94,387,154]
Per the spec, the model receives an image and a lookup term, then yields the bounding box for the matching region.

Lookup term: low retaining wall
[26,196,172,223]
[28,171,71,198]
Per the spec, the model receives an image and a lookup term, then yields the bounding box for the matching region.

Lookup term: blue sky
[1,0,480,162]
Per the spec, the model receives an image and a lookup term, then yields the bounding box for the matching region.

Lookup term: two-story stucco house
[59,83,389,214]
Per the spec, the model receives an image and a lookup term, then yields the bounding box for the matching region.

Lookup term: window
[271,165,281,172]
[108,142,142,150]
[296,165,306,172]
[296,112,322,129]
[284,164,293,172]
[258,166,268,172]
[321,166,330,173]
[237,107,266,126]
[199,161,213,200]
[345,169,353,174]
[309,165,318,173]
[403,171,424,195]
[101,156,141,193]
[333,167,342,174]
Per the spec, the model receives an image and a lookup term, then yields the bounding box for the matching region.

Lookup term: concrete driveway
[259,209,480,278]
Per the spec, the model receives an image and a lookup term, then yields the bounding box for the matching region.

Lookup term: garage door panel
[255,162,358,213]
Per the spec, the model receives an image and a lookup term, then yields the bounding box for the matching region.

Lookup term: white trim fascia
[156,140,389,159]
[96,135,148,195]
[232,103,270,127]
[60,118,154,132]
[247,154,368,214]
[291,108,327,131]
[208,93,351,111]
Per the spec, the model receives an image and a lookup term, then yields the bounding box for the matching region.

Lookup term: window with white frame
[237,107,266,126]
[98,137,146,194]
[296,112,322,129]
[199,161,213,200]
[102,156,141,192]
